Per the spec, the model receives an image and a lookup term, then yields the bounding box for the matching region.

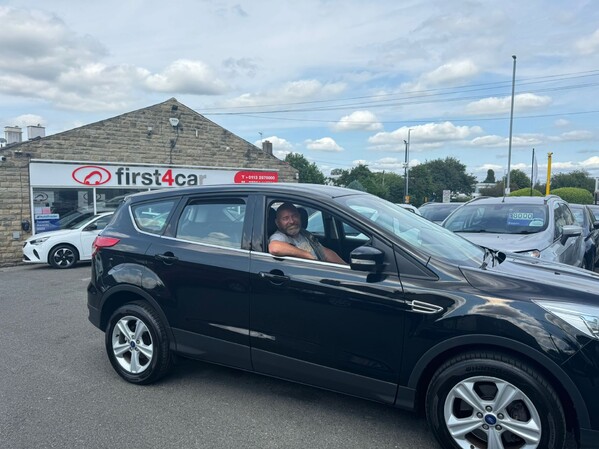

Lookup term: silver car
[443,195,585,267]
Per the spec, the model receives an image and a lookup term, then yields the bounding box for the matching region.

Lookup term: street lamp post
[404,129,412,203]
[506,55,517,195]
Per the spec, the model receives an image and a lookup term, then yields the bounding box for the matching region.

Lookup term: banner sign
[30,162,279,188]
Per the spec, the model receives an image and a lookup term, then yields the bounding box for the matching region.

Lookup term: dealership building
[0,98,297,267]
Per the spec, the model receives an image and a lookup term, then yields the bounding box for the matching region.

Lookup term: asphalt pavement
[0,263,583,449]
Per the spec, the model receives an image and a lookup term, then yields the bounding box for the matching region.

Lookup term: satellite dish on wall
[169,118,180,127]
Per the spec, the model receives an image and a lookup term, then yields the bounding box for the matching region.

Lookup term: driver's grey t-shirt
[269,230,318,259]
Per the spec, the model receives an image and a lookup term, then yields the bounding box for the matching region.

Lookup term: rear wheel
[105,301,173,384]
[425,351,566,449]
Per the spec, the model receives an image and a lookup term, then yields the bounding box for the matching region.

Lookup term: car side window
[176,198,246,249]
[132,200,176,234]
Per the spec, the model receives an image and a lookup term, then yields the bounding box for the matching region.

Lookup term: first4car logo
[72,165,112,185]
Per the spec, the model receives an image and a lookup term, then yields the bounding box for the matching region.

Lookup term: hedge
[550,187,594,204]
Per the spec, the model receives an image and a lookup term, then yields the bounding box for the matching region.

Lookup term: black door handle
[259,271,289,285]
[155,252,178,265]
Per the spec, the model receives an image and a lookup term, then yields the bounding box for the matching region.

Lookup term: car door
[143,195,252,370]
[79,214,113,259]
[249,198,408,404]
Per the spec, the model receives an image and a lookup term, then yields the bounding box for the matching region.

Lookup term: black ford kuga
[88,183,599,449]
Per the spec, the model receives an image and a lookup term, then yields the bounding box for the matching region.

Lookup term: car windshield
[444,203,549,235]
[334,194,484,267]
[419,203,461,222]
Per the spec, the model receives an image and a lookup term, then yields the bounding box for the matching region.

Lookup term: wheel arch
[407,334,588,433]
[98,285,176,350]
[48,242,79,263]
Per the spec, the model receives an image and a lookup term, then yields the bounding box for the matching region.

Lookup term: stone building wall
[0,98,297,267]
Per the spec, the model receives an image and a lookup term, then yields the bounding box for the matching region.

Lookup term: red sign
[72,165,112,185]
[234,171,278,183]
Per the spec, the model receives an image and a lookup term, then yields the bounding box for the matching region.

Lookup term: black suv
[88,183,599,449]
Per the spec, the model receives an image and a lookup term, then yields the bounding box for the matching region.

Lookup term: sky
[1,0,599,183]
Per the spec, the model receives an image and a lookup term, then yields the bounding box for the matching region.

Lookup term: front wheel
[426,351,566,449]
[105,301,173,384]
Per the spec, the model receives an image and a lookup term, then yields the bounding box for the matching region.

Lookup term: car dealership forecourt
[0,98,298,267]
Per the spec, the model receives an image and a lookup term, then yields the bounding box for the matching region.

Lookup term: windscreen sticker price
[507,212,534,226]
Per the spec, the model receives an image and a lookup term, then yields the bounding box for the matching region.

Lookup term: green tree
[508,169,531,191]
[284,153,325,184]
[332,164,388,198]
[420,157,477,200]
[406,164,434,206]
[551,170,595,192]
[483,169,496,183]
[479,182,504,197]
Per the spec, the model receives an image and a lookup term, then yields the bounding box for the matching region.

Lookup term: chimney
[27,124,45,140]
[4,126,22,144]
[262,140,273,156]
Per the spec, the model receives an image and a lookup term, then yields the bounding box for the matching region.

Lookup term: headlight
[534,300,599,339]
[29,236,50,245]
[516,249,541,258]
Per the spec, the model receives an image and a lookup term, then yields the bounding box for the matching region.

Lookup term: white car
[22,212,114,269]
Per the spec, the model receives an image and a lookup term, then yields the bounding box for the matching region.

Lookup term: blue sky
[1,0,599,182]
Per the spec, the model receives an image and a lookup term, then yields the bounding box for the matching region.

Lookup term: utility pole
[506,55,517,195]
[404,128,412,203]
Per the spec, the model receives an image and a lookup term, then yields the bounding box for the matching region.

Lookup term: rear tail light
[92,236,120,256]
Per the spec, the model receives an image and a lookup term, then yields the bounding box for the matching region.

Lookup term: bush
[550,187,594,204]
[509,188,544,197]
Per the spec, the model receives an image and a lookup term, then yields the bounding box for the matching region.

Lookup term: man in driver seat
[269,202,346,264]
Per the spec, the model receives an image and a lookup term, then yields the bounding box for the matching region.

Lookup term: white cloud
[580,156,599,169]
[465,93,552,115]
[223,79,346,108]
[305,137,344,152]
[402,59,480,91]
[553,130,594,141]
[145,59,227,95]
[554,118,570,127]
[10,114,45,127]
[332,110,383,132]
[368,122,483,151]
[576,29,599,55]
[253,135,295,153]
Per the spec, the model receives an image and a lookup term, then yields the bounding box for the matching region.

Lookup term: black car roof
[125,183,368,203]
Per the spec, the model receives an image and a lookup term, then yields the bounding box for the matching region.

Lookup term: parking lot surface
[0,264,582,449]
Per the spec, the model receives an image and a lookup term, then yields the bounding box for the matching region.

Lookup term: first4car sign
[30,162,279,188]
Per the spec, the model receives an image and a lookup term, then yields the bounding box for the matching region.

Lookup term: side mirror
[84,223,98,232]
[593,220,599,230]
[349,246,384,272]
[560,225,582,245]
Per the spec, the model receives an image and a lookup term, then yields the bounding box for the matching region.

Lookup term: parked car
[418,201,463,223]
[588,204,599,221]
[443,195,585,268]
[23,212,113,268]
[396,203,421,215]
[88,184,599,449]
[569,203,599,270]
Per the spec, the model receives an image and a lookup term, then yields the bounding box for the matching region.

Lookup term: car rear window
[131,200,176,234]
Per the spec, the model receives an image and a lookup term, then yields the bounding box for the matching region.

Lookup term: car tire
[105,301,173,385]
[425,351,566,449]
[48,244,79,269]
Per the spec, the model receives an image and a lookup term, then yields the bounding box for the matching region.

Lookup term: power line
[198,69,599,115]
